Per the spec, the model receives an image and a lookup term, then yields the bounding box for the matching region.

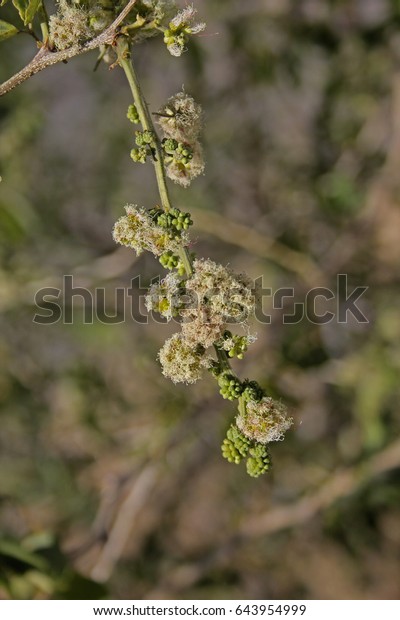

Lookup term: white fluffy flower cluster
[112,205,187,256]
[157,92,205,187]
[181,259,256,348]
[158,333,210,384]
[164,5,206,57]
[145,272,182,321]
[156,258,256,383]
[236,397,293,444]
[49,0,93,50]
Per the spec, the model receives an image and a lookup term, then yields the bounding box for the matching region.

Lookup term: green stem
[238,395,246,418]
[178,247,193,277]
[116,36,193,277]
[214,345,232,373]
[116,37,172,213]
[38,0,49,44]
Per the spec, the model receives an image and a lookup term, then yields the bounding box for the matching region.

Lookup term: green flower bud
[127,104,140,124]
[246,444,271,478]
[221,424,250,464]
[242,380,264,403]
[159,250,180,270]
[218,372,243,400]
[130,147,148,163]
[162,138,179,154]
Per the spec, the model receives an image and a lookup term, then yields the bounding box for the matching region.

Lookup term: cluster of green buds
[127,104,140,124]
[241,379,264,403]
[221,424,250,464]
[150,206,193,237]
[159,250,181,270]
[221,424,271,478]
[246,444,271,478]
[219,330,251,359]
[149,206,194,275]
[130,130,156,163]
[217,372,244,401]
[159,250,195,276]
[162,138,193,169]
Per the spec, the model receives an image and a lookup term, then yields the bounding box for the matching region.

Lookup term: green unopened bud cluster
[221,424,271,478]
[162,138,194,168]
[218,372,243,401]
[221,424,250,464]
[246,444,271,478]
[159,250,195,276]
[213,357,292,476]
[127,104,140,124]
[130,130,156,163]
[242,380,264,403]
[150,206,193,237]
[219,330,253,359]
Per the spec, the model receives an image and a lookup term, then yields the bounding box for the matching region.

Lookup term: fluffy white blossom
[166,142,205,187]
[157,92,203,142]
[164,5,206,57]
[158,333,209,384]
[236,397,293,444]
[49,0,92,50]
[180,259,256,348]
[112,205,187,256]
[145,272,182,320]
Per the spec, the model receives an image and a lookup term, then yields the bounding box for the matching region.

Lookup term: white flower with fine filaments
[237,397,293,444]
[158,333,210,384]
[112,205,187,256]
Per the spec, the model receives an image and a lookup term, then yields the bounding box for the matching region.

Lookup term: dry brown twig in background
[145,435,400,598]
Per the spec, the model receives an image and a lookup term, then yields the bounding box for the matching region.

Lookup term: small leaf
[25,0,41,24]
[12,0,40,25]
[0,19,18,40]
[0,0,10,6]
[12,0,28,23]
[0,539,49,573]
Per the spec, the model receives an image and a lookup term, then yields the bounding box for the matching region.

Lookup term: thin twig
[188,207,326,287]
[0,0,138,97]
[145,435,400,597]
[90,464,160,582]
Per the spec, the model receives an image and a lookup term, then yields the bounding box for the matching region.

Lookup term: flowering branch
[1,0,293,477]
[113,32,293,474]
[0,0,139,97]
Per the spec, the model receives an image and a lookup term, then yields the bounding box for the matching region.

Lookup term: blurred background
[1,0,400,600]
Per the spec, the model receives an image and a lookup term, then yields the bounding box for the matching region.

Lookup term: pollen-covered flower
[180,259,256,347]
[164,4,205,57]
[220,331,257,359]
[169,5,205,32]
[165,142,205,187]
[157,92,203,142]
[236,397,293,444]
[157,92,205,187]
[158,333,209,384]
[145,272,182,320]
[112,205,186,256]
[49,0,92,50]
